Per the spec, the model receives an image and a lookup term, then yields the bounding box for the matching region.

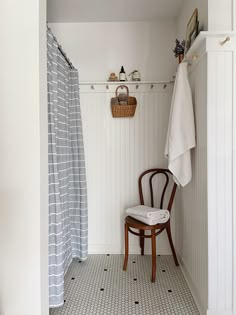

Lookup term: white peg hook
[221,36,230,45]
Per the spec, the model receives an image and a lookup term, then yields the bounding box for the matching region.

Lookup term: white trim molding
[207,311,234,315]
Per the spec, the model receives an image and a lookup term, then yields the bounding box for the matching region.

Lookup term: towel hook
[221,36,230,45]
[136,84,139,89]
[163,84,167,89]
[150,84,154,89]
[91,85,95,90]
[106,85,109,90]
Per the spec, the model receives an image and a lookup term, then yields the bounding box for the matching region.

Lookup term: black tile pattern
[50,255,199,315]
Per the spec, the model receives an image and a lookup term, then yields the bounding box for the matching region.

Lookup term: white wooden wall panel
[207,51,233,313]
[208,0,234,31]
[176,55,208,315]
[177,32,236,315]
[233,48,236,315]
[80,84,174,254]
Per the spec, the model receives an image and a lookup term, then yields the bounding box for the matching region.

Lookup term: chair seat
[125,215,169,230]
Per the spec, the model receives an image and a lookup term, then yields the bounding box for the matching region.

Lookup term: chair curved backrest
[138,168,177,213]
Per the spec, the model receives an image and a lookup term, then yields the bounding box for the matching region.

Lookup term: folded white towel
[126,205,170,225]
[165,62,196,187]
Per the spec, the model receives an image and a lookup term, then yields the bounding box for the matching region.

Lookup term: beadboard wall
[50,19,178,254]
[176,32,236,315]
[176,55,208,314]
[80,83,175,254]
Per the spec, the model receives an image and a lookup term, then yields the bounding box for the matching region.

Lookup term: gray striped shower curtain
[47,29,88,308]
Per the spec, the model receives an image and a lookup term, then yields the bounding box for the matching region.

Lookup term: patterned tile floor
[50,255,199,315]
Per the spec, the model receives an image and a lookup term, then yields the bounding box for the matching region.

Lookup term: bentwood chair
[123,168,179,282]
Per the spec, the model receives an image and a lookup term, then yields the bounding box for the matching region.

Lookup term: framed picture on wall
[190,21,199,46]
[184,9,199,54]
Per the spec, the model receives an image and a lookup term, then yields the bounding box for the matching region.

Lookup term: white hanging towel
[165,62,196,187]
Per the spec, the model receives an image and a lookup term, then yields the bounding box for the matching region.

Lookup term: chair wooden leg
[123,223,129,271]
[166,223,179,266]
[140,230,145,256]
[151,229,156,282]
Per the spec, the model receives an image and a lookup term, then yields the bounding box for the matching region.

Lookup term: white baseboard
[177,254,207,315]
[88,244,121,254]
[88,244,151,255]
[207,310,233,315]
[88,244,172,255]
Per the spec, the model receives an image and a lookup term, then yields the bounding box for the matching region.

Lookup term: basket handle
[115,85,129,98]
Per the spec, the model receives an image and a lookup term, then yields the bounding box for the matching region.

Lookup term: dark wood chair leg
[123,223,129,271]
[166,223,179,266]
[140,230,145,256]
[151,229,156,282]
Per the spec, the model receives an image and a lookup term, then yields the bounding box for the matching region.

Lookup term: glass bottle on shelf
[119,66,126,81]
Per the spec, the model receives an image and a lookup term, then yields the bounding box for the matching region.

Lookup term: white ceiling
[47,0,183,23]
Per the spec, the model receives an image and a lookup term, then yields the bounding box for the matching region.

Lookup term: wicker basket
[111,85,137,118]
